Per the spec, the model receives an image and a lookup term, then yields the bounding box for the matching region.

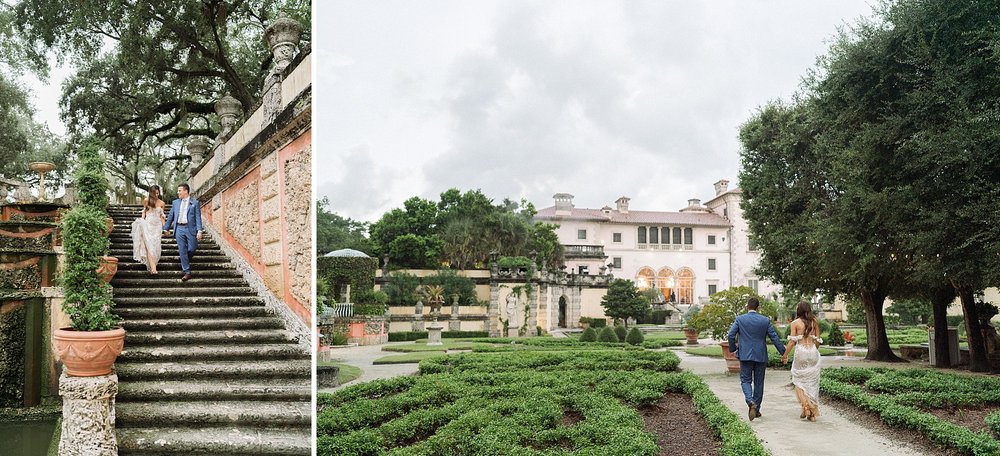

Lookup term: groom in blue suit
[163,183,203,282]
[727,297,785,421]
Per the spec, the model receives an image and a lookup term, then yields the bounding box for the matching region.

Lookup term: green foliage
[600,279,651,328]
[75,139,108,210]
[422,269,477,306]
[625,327,644,346]
[317,256,377,303]
[688,286,772,340]
[496,256,533,270]
[589,317,607,328]
[329,332,349,346]
[579,327,598,342]
[317,197,374,255]
[817,318,831,335]
[382,271,420,307]
[827,323,845,346]
[887,298,933,326]
[351,289,388,316]
[14,0,312,200]
[663,373,770,456]
[682,305,701,329]
[986,411,1000,439]
[614,324,628,342]
[386,331,488,342]
[597,326,619,343]
[845,298,867,325]
[60,206,117,331]
[822,368,1000,455]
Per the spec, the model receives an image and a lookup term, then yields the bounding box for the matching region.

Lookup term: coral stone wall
[281,143,311,308]
[224,179,262,263]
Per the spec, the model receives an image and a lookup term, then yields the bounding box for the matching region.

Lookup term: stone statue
[506,292,518,327]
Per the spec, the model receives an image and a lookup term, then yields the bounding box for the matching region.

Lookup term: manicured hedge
[662,373,769,456]
[822,367,1000,455]
[388,330,488,342]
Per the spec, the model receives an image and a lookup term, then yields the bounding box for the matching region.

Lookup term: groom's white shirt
[179,198,189,224]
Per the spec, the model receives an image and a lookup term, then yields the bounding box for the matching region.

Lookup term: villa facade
[535,180,781,307]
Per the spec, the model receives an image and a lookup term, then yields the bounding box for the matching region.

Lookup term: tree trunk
[930,286,954,368]
[957,286,990,372]
[861,289,905,362]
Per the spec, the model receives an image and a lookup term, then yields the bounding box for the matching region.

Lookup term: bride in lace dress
[131,185,166,275]
[782,301,823,421]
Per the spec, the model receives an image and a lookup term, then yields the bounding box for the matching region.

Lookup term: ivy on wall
[0,302,26,407]
[317,256,378,303]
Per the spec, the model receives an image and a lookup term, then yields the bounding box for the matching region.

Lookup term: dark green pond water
[0,420,57,456]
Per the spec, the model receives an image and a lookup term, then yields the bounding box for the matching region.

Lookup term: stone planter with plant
[52,141,124,377]
[689,286,777,373]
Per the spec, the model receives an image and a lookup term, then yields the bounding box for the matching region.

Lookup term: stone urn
[28,161,56,201]
[684,328,700,345]
[52,327,126,377]
[96,256,119,283]
[187,137,211,170]
[719,341,741,374]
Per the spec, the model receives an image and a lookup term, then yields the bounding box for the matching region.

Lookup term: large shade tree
[14,0,311,200]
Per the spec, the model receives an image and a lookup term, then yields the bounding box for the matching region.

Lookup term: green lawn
[372,352,452,364]
[381,341,475,353]
[319,361,362,385]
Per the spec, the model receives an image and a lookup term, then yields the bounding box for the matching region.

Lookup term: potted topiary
[696,286,776,373]
[682,305,702,345]
[52,141,124,377]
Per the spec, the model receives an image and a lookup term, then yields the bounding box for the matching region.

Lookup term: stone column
[570,288,582,329]
[488,282,500,337]
[59,372,118,456]
[526,284,538,336]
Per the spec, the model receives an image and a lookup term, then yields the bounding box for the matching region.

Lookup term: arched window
[636,267,656,290]
[657,267,675,302]
[677,268,695,304]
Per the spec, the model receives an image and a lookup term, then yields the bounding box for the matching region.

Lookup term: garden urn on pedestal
[28,161,56,201]
[187,137,210,170]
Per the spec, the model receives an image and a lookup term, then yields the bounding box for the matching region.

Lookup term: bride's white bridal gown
[790,334,822,420]
[131,206,163,272]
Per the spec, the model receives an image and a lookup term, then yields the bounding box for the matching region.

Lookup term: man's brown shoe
[749,404,757,421]
[181,274,193,282]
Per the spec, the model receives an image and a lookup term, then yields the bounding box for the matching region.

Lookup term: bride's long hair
[146,185,161,210]
[796,301,817,339]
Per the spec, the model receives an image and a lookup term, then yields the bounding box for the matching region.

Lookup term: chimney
[680,198,708,213]
[714,179,730,196]
[688,198,701,206]
[615,196,630,214]
[553,193,574,215]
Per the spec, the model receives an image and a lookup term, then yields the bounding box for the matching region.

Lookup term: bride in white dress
[131,185,166,275]
[782,301,823,421]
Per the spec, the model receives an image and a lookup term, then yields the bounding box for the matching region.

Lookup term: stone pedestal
[427,324,443,346]
[317,365,340,388]
[59,372,118,456]
[508,327,520,338]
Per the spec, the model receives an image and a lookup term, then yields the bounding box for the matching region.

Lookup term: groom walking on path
[163,183,203,282]
[728,297,785,421]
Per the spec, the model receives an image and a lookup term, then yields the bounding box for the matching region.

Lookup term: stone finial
[62,182,78,206]
[215,93,243,129]
[187,137,211,170]
[264,15,303,73]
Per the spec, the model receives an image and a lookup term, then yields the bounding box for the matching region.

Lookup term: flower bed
[821,367,1000,454]
[317,348,768,455]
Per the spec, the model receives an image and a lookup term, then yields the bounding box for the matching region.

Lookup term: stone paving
[319,342,420,394]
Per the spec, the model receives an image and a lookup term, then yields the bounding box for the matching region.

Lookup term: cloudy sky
[316,1,875,222]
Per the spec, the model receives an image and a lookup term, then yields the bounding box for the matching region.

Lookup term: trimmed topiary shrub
[626,327,644,346]
[597,326,619,343]
[579,327,598,342]
[614,324,628,341]
[590,318,607,328]
[827,323,845,346]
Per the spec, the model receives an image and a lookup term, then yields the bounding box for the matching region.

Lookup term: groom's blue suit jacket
[727,311,785,362]
[163,198,203,234]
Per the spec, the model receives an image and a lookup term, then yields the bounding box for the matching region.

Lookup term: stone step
[117,262,235,271]
[109,236,215,243]
[116,359,311,381]
[116,401,311,428]
[121,254,232,263]
[117,378,311,402]
[120,344,308,362]
[115,306,270,320]
[125,329,296,346]
[121,317,286,331]
[113,269,242,279]
[116,426,310,455]
[113,286,257,297]
[112,277,247,288]
[109,246,223,255]
[112,296,264,307]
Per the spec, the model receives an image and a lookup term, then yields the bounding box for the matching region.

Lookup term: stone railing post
[58,372,118,456]
[262,15,303,124]
[212,93,243,171]
[186,136,210,173]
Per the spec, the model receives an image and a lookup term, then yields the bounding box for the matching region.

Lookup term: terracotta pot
[96,256,119,283]
[105,217,114,234]
[52,327,126,377]
[684,328,700,345]
[720,341,741,374]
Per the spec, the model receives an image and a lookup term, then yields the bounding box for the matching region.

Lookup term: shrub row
[418,350,681,375]
[822,368,1000,455]
[388,330,488,342]
[987,411,1000,439]
[662,373,769,456]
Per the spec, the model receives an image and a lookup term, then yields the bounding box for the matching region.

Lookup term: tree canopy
[370,189,564,270]
[739,0,1000,368]
[600,279,650,328]
[13,0,311,200]
[316,197,374,255]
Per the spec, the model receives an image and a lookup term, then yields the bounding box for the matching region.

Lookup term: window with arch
[677,268,695,304]
[635,267,656,290]
[656,267,675,302]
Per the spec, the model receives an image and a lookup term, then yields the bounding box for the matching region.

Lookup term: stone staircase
[106,204,311,455]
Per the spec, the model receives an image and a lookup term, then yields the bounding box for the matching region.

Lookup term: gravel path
[318,343,420,394]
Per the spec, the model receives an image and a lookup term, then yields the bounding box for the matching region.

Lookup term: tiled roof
[535,206,731,227]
